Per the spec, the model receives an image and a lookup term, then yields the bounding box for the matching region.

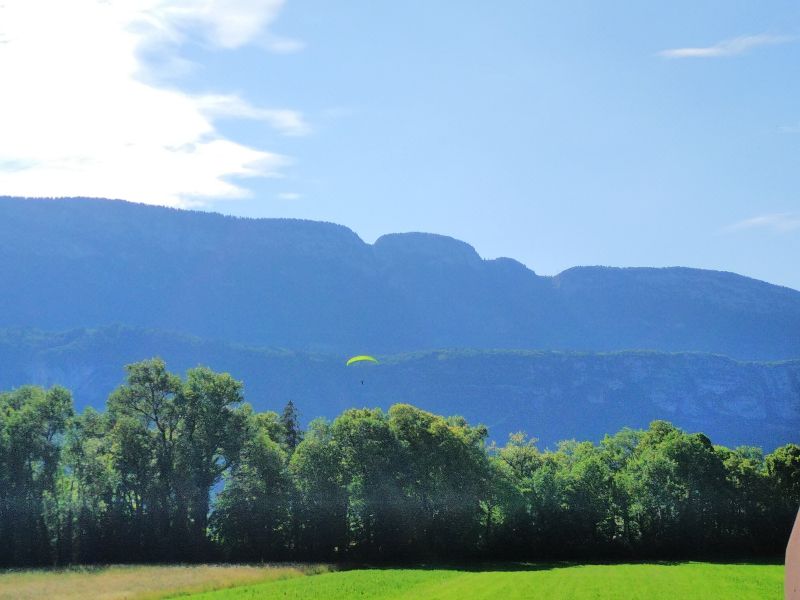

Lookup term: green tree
[715,445,771,554]
[766,444,800,504]
[210,415,292,561]
[280,400,303,454]
[332,408,406,558]
[2,371,797,565]
[107,358,182,559]
[620,422,727,555]
[766,443,800,549]
[0,386,73,566]
[388,405,491,558]
[556,440,616,555]
[493,433,543,556]
[290,418,348,560]
[175,367,247,558]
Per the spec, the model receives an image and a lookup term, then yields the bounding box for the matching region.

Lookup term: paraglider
[346,355,379,384]
[346,355,379,366]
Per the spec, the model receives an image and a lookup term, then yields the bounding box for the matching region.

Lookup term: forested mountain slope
[1,197,799,360]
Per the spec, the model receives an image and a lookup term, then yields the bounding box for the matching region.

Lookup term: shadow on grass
[335,557,783,574]
[0,557,781,577]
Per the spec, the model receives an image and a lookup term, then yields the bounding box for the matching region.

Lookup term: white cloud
[659,34,793,59]
[197,95,310,136]
[724,213,800,234]
[143,0,287,50]
[0,0,305,208]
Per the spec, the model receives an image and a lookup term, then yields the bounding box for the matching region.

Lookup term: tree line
[0,358,797,567]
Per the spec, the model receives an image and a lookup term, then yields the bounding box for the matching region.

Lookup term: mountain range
[2,196,799,359]
[0,196,798,448]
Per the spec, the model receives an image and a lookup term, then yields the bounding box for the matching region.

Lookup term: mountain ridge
[5,195,797,288]
[1,196,799,360]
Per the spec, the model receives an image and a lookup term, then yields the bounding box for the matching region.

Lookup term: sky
[1,1,799,289]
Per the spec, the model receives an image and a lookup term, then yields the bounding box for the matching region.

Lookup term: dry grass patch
[0,563,329,600]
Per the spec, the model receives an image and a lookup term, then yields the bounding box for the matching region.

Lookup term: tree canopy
[0,358,797,566]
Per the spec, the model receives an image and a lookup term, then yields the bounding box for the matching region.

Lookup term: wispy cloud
[724,213,800,234]
[197,95,311,136]
[263,35,305,54]
[277,192,302,200]
[659,34,793,59]
[0,0,306,208]
[144,0,290,50]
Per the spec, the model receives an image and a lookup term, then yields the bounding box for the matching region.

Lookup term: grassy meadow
[185,562,784,600]
[0,562,783,599]
[0,563,328,600]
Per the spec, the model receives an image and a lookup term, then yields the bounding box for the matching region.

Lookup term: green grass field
[0,562,783,600]
[184,562,784,600]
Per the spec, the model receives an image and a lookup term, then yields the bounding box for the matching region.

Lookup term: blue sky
[1,1,799,289]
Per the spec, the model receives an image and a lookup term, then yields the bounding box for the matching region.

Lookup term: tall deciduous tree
[290,418,348,560]
[175,367,248,557]
[210,413,292,561]
[0,386,72,566]
[108,358,182,559]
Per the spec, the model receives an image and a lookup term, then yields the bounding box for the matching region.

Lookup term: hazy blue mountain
[1,197,798,448]
[0,326,796,450]
[1,197,799,360]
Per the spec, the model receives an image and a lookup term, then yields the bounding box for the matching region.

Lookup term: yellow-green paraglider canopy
[346,355,379,366]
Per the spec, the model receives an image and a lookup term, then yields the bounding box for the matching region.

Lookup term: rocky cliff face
[1,327,796,450]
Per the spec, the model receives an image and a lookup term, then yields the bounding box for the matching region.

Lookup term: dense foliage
[0,359,797,566]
